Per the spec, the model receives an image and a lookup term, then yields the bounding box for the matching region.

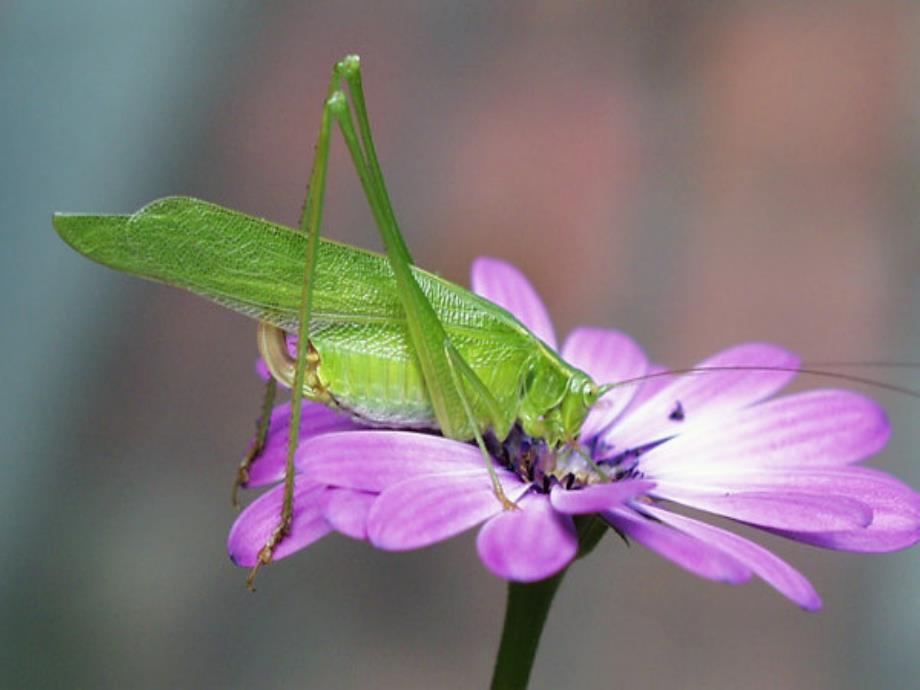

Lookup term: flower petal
[471,257,556,349]
[255,357,271,381]
[245,402,363,488]
[320,488,375,540]
[640,389,890,478]
[549,479,655,515]
[605,507,752,584]
[651,487,873,532]
[639,504,821,610]
[622,364,671,410]
[560,327,648,439]
[227,477,332,567]
[606,364,671,431]
[367,471,529,551]
[606,343,800,451]
[654,466,920,551]
[771,523,920,553]
[765,468,920,552]
[476,493,577,582]
[300,431,486,491]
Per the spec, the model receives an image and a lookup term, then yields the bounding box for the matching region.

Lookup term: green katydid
[53,55,601,586]
[53,55,919,588]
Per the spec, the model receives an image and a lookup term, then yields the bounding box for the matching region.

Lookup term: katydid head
[519,368,598,448]
[561,375,599,438]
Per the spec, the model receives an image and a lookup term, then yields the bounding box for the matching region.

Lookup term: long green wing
[54,197,525,338]
[53,197,563,434]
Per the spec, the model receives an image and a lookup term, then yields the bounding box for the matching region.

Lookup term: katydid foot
[245,515,292,592]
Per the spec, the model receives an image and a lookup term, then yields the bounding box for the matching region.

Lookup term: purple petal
[641,389,890,477]
[656,465,919,530]
[549,479,655,515]
[772,523,920,553]
[606,343,800,451]
[605,507,752,584]
[476,494,577,582]
[367,472,530,551]
[320,488,375,540]
[764,467,920,552]
[608,364,671,430]
[245,402,363,488]
[227,477,332,567]
[656,466,917,499]
[299,431,487,491]
[623,364,671,410]
[471,257,556,349]
[652,486,873,532]
[560,327,648,439]
[639,504,821,610]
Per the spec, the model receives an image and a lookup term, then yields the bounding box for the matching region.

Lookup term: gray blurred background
[2,2,919,688]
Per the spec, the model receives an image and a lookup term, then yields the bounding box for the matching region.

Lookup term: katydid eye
[583,382,599,407]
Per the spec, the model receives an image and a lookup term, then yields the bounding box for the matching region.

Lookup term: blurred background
[2,2,919,688]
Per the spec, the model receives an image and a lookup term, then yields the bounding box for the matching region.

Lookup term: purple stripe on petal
[606,343,800,451]
[227,477,331,567]
[605,507,752,584]
[471,257,557,349]
[639,504,821,610]
[560,327,648,439]
[549,479,655,515]
[245,402,363,488]
[476,494,577,582]
[320,488,375,540]
[299,431,488,491]
[367,471,529,551]
[652,486,873,532]
[641,389,890,477]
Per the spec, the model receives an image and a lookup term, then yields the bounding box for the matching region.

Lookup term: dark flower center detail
[484,424,650,494]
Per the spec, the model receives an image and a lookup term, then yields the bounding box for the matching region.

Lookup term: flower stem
[490,572,565,690]
[489,516,608,690]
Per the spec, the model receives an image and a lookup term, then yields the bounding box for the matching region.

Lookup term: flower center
[485,424,646,493]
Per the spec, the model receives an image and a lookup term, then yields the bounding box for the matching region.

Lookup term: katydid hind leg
[232,374,277,509]
[328,57,475,440]
[331,56,515,508]
[327,71,467,438]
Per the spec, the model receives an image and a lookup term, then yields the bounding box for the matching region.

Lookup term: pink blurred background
[3,2,918,688]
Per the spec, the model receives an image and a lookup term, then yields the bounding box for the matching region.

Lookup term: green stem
[490,573,565,690]
[489,516,608,690]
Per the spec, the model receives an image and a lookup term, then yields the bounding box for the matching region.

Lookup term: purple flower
[229,258,920,609]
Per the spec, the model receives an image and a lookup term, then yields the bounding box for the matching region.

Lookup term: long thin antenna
[597,365,920,400]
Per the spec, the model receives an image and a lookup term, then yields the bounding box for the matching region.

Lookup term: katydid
[52,55,918,588]
[53,55,600,586]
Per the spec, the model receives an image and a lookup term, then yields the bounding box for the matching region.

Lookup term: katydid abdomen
[304,323,536,432]
[54,196,587,442]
